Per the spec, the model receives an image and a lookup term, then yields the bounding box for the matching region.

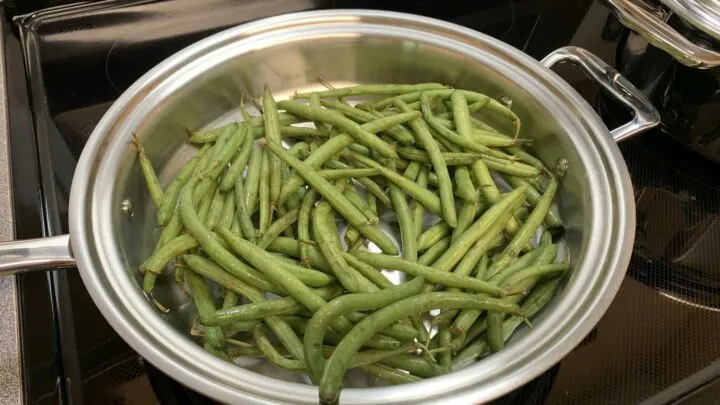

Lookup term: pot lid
[661,0,720,42]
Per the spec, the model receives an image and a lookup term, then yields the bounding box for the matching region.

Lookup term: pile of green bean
[134,82,569,405]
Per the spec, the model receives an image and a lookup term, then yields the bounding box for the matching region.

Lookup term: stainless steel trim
[0,14,24,405]
[541,46,661,141]
[604,0,720,68]
[0,234,75,275]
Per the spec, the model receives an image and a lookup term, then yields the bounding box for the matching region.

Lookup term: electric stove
[4,1,720,404]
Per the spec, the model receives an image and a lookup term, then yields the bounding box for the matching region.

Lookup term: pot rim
[69,9,635,404]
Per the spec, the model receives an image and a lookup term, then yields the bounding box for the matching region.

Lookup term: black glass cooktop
[5,0,720,404]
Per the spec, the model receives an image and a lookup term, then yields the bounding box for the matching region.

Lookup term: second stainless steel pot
[0,10,659,404]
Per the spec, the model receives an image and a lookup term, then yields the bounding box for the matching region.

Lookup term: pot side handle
[0,234,75,275]
[541,46,660,142]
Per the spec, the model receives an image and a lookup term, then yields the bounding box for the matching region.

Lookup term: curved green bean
[319,292,521,404]
[394,99,456,227]
[303,276,424,383]
[201,285,342,326]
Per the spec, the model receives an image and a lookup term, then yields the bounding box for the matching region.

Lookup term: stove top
[5,0,720,404]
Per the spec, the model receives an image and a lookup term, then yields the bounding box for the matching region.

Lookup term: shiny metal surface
[0,234,74,275]
[604,0,720,68]
[59,10,648,404]
[0,13,24,405]
[662,0,720,42]
[540,46,660,141]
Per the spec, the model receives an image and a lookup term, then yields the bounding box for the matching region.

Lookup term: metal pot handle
[0,234,75,275]
[603,0,720,69]
[541,46,660,142]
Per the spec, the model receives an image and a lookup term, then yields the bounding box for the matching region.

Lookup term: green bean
[229,176,255,244]
[157,144,211,225]
[219,192,236,230]
[222,288,238,310]
[453,277,562,367]
[298,189,318,268]
[471,160,530,251]
[450,247,545,345]
[394,99,456,227]
[244,144,263,213]
[341,253,394,290]
[450,92,473,141]
[219,123,254,192]
[262,86,283,212]
[218,227,336,288]
[132,134,164,208]
[141,207,185,291]
[196,185,214,223]
[253,323,305,370]
[482,157,539,178]
[346,151,442,218]
[313,202,378,293]
[402,161,422,181]
[431,186,526,275]
[319,168,380,180]
[201,285,343,326]
[412,167,428,237]
[252,125,329,139]
[204,189,225,230]
[325,160,392,207]
[452,197,479,243]
[417,222,452,252]
[488,243,549,286]
[216,227,355,326]
[202,123,245,178]
[266,237,331,272]
[286,315,398,351]
[342,183,378,224]
[437,328,452,369]
[304,276,424,383]
[257,207,300,249]
[453,167,477,202]
[182,254,305,360]
[293,83,448,98]
[277,112,419,205]
[359,363,422,385]
[188,113,304,143]
[180,177,283,293]
[185,269,225,349]
[266,141,398,255]
[488,177,558,278]
[351,252,505,296]
[141,234,198,278]
[387,160,417,262]
[319,292,521,404]
[258,149,271,234]
[504,176,563,229]
[397,146,501,167]
[418,236,451,266]
[320,99,415,145]
[347,143,371,156]
[277,101,398,159]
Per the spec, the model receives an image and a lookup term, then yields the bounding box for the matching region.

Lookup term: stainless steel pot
[0,10,659,404]
[603,0,720,162]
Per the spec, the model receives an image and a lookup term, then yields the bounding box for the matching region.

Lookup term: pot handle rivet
[121,199,134,219]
